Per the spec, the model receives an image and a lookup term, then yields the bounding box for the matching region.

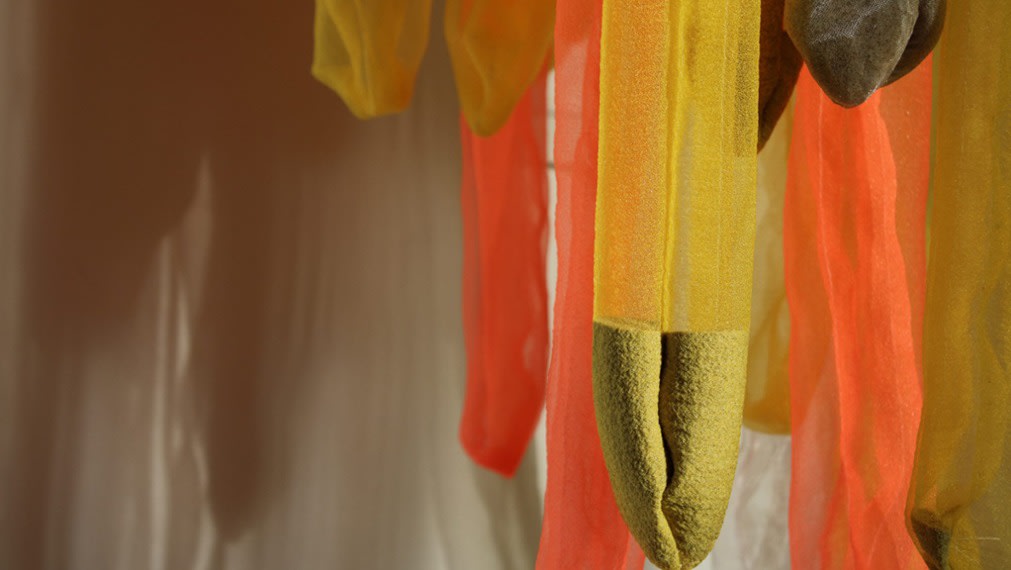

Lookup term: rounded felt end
[785,0,918,107]
[659,331,749,568]
[592,321,681,569]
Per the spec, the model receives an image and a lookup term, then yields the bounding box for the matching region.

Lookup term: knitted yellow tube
[592,0,760,567]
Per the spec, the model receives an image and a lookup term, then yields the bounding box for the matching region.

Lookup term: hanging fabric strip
[445,0,555,136]
[458,71,550,477]
[536,0,644,566]
[907,3,1011,567]
[743,97,794,435]
[591,0,760,567]
[311,0,432,118]
[784,63,931,569]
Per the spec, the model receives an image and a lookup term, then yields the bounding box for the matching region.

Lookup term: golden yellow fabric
[591,0,760,567]
[444,0,554,136]
[312,0,431,119]
[907,3,1011,568]
[743,104,792,435]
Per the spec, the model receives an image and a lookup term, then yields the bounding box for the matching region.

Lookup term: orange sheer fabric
[458,72,550,476]
[536,0,643,566]
[785,64,931,569]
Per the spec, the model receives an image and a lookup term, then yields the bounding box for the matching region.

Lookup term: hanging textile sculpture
[907,1,1011,567]
[784,61,931,569]
[311,0,432,119]
[783,0,944,106]
[537,0,645,567]
[458,71,550,475]
[312,0,555,477]
[590,0,760,568]
[312,0,553,134]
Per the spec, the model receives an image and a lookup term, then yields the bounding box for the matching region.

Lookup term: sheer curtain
[0,1,542,568]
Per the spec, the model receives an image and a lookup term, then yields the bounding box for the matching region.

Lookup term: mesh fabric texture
[591,0,761,566]
[784,63,931,569]
[458,72,550,477]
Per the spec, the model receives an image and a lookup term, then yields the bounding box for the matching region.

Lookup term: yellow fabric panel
[312,0,431,118]
[592,0,760,567]
[594,1,759,333]
[444,0,554,136]
[743,101,792,435]
[907,2,1011,568]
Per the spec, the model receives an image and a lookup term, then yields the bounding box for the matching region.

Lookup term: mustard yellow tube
[444,0,554,136]
[907,2,1011,568]
[312,0,431,119]
[592,0,761,567]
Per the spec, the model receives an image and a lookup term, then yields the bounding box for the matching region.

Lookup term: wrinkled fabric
[444,0,555,135]
[744,99,793,435]
[785,63,931,569]
[536,0,644,566]
[591,0,760,566]
[459,72,550,477]
[784,0,944,107]
[907,3,1011,567]
[312,0,431,118]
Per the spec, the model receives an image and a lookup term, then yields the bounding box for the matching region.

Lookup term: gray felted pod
[784,0,945,107]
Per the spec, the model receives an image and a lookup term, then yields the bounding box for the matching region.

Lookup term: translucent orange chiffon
[785,65,931,569]
[535,0,643,566]
[458,72,550,476]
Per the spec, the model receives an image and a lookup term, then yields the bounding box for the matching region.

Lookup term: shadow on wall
[5,0,357,566]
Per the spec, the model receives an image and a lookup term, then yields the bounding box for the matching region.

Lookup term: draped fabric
[590,0,760,566]
[312,0,432,118]
[907,3,1011,566]
[536,0,645,566]
[784,64,931,569]
[445,0,555,136]
[0,1,546,568]
[314,0,553,137]
[459,72,550,476]
[743,97,793,435]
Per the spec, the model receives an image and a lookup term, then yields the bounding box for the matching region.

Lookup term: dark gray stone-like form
[785,0,945,107]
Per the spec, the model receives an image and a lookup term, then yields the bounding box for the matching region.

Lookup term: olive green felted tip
[592,321,749,570]
[909,509,953,570]
[758,0,802,151]
[784,0,945,107]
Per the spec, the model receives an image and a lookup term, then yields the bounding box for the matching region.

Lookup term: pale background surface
[0,0,541,568]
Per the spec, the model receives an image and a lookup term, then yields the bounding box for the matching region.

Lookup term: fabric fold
[459,71,550,477]
[784,63,931,569]
[536,0,644,566]
[311,0,431,118]
[444,0,555,136]
[591,0,761,566]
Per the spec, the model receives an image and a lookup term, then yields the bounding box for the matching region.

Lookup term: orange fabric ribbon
[785,63,931,569]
